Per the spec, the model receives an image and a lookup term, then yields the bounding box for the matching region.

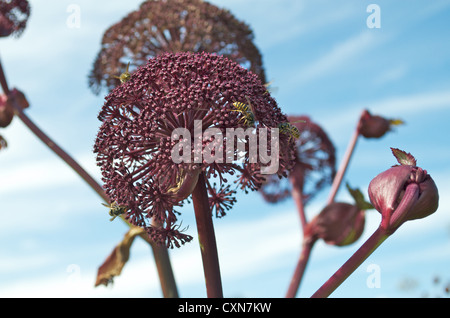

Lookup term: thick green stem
[192,172,223,298]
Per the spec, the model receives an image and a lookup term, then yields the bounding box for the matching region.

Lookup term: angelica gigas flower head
[259,115,336,204]
[89,0,266,94]
[0,0,30,38]
[94,52,296,248]
[368,148,439,231]
[359,109,403,139]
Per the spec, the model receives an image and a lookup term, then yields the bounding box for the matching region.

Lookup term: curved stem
[285,236,317,298]
[0,58,179,297]
[192,172,223,298]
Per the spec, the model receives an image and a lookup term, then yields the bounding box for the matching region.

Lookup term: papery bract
[306,202,366,246]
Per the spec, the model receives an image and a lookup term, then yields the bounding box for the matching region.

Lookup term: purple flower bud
[368,149,439,230]
[306,202,365,246]
[0,94,14,128]
[359,110,403,139]
[0,88,29,128]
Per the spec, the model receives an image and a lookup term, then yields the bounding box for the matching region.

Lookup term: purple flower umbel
[0,0,30,38]
[94,52,295,248]
[89,0,266,94]
[260,115,336,204]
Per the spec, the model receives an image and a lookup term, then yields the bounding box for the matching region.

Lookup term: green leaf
[346,183,374,210]
[391,148,417,166]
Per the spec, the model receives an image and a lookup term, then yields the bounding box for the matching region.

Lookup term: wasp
[102,201,128,221]
[278,120,305,142]
[231,98,256,127]
[113,62,131,84]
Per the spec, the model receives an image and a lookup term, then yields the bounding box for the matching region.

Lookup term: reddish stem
[326,112,364,204]
[285,236,317,298]
[192,172,223,298]
[311,225,388,298]
[290,166,307,230]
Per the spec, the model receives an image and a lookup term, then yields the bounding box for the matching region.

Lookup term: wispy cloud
[372,64,408,86]
[287,31,381,87]
[318,89,450,135]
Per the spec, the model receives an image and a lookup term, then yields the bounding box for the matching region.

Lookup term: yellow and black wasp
[231,97,257,127]
[102,201,128,221]
[278,120,305,142]
[113,62,131,84]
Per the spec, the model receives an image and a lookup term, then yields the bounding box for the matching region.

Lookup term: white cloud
[287,31,381,87]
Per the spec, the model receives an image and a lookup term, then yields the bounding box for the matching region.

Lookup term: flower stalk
[285,235,317,298]
[326,124,360,205]
[311,225,389,298]
[326,110,403,205]
[192,172,223,298]
[286,177,316,298]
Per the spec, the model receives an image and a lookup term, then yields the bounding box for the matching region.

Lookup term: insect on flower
[278,120,306,141]
[113,62,131,84]
[102,201,128,221]
[231,97,256,127]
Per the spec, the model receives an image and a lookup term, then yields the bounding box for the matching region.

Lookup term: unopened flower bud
[0,94,14,128]
[307,202,366,246]
[359,110,403,139]
[0,88,29,128]
[368,148,439,230]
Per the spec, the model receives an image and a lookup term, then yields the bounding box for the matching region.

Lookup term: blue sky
[1,0,450,298]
